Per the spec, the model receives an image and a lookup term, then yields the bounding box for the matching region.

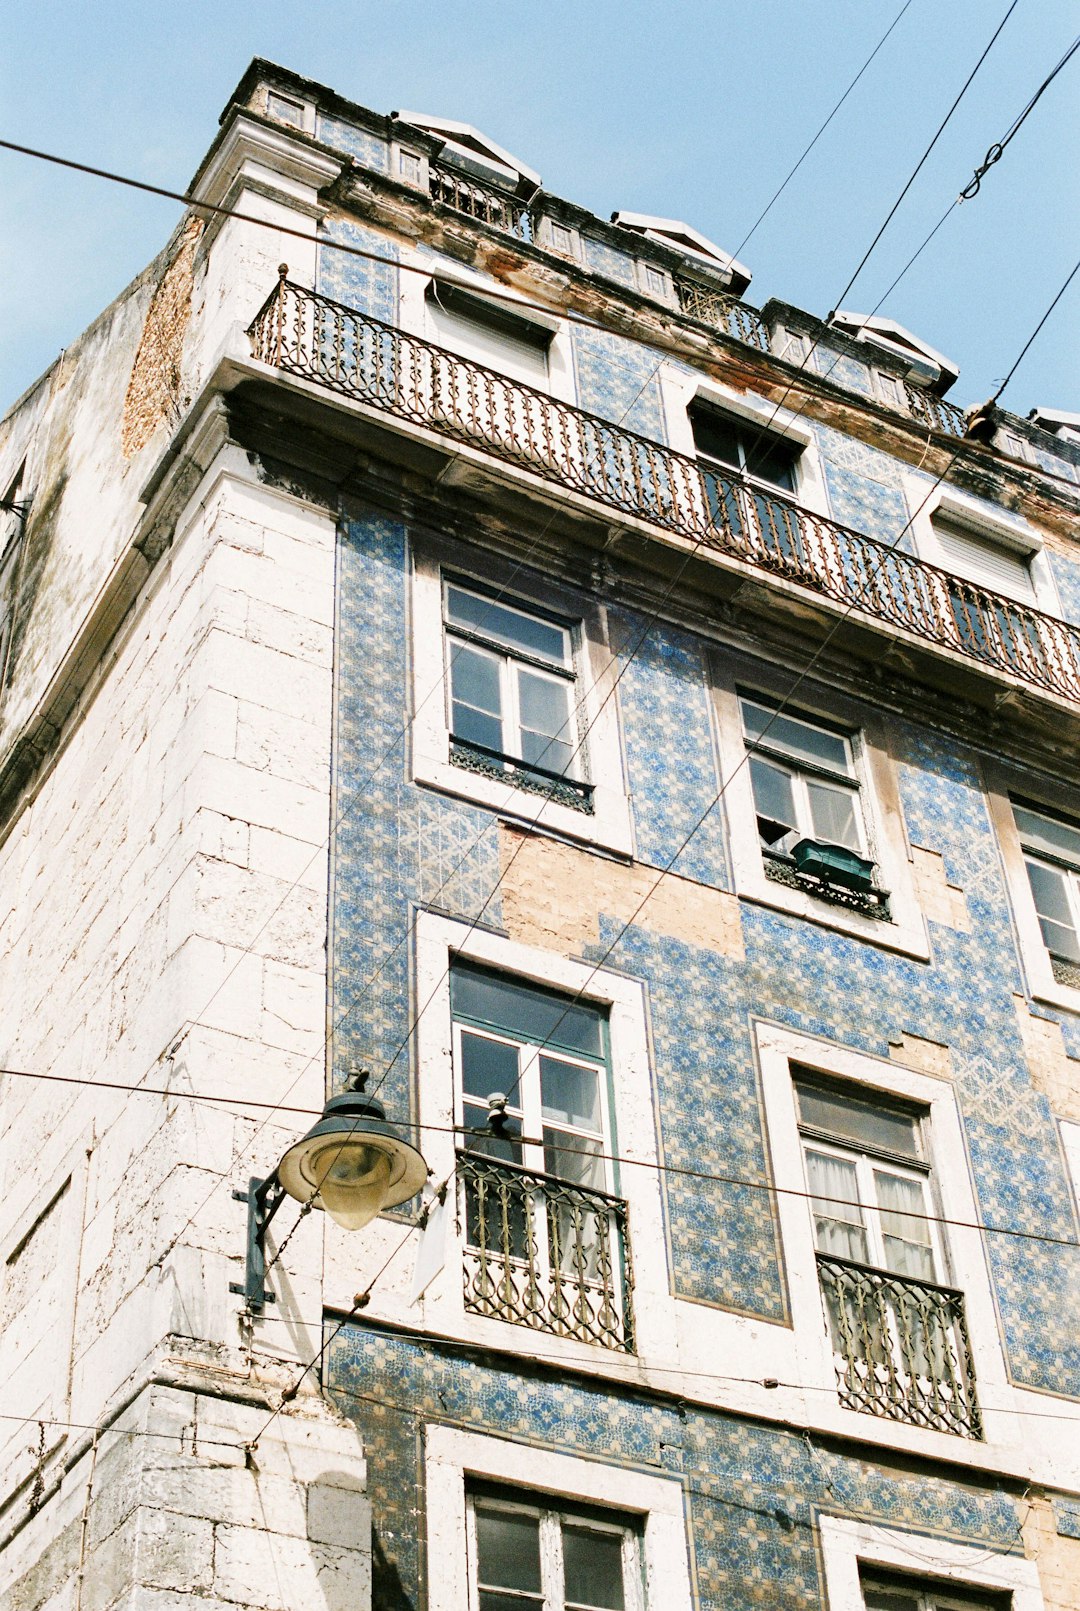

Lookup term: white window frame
[635,260,674,304]
[661,374,831,522]
[425,1424,692,1611]
[406,911,669,1363]
[392,141,428,190]
[741,694,869,861]
[755,1022,1011,1454]
[1013,800,1080,973]
[712,662,929,959]
[984,766,1080,1015]
[444,580,583,787]
[819,1514,1045,1611]
[410,541,633,855]
[467,1484,641,1611]
[908,483,1059,617]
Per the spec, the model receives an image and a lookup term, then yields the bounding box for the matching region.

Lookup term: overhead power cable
[1,41,1067,1276]
[960,31,1080,200]
[732,0,916,258]
[2,1064,1076,1251]
[828,0,1020,315]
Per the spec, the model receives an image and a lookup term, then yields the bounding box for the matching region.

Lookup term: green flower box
[791,838,877,894]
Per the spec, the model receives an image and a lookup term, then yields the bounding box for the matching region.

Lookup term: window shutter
[932,518,1036,601]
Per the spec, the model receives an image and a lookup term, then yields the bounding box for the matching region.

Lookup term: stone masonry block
[213,1524,370,1611]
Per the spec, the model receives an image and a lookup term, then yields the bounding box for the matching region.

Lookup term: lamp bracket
[229,1173,287,1311]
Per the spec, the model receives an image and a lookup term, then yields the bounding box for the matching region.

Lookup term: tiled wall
[329,508,1080,1392]
[327,1323,1025,1611]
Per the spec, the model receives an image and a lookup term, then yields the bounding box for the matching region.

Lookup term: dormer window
[611,211,751,296]
[394,111,540,195]
[830,311,958,394]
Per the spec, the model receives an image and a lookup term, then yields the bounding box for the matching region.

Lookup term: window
[932,513,1036,602]
[638,262,669,299]
[740,694,883,910]
[875,371,908,410]
[1014,801,1080,983]
[690,403,806,564]
[427,281,552,387]
[397,147,423,186]
[265,90,306,128]
[445,581,591,809]
[546,221,577,258]
[0,466,27,700]
[861,1571,1008,1611]
[795,1073,981,1438]
[451,962,632,1350]
[468,1487,641,1611]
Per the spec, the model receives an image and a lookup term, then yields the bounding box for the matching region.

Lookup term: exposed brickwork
[498,822,745,959]
[910,844,971,931]
[888,1032,953,1080]
[1024,1498,1080,1611]
[1014,999,1080,1122]
[121,217,203,459]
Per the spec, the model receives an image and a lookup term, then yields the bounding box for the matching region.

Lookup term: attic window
[610,211,752,296]
[266,90,305,129]
[829,311,957,392]
[394,112,540,193]
[426,281,552,385]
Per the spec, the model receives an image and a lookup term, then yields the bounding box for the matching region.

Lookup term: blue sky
[1,0,1077,417]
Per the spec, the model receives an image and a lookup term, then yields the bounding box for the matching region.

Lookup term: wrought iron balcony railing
[816,1253,982,1439]
[902,382,967,438]
[457,1150,634,1352]
[249,278,1080,704]
[428,161,532,240]
[674,276,770,351]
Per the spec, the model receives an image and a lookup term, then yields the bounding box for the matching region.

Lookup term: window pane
[807,780,860,850]
[690,409,743,469]
[1024,860,1080,961]
[543,1128,605,1191]
[475,1506,542,1592]
[479,1594,544,1611]
[447,585,569,665]
[796,1083,921,1159]
[805,1150,869,1263]
[517,668,575,775]
[451,644,504,751]
[461,1032,521,1103]
[540,1056,602,1131]
[563,1524,626,1609]
[1015,804,1080,867]
[451,965,605,1060]
[744,432,798,491]
[749,755,797,845]
[741,699,852,773]
[875,1170,935,1281]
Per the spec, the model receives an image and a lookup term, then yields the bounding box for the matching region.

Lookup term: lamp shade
[277,1084,428,1230]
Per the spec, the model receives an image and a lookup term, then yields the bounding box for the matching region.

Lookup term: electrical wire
[2,1065,1075,1251]
[732,0,917,259]
[2,53,1072,1312]
[827,0,1020,315]
[960,32,1080,201]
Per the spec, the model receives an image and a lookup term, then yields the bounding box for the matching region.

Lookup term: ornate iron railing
[249,278,1080,704]
[817,1253,982,1438]
[457,1151,634,1351]
[674,276,770,351]
[428,161,532,240]
[903,382,967,438]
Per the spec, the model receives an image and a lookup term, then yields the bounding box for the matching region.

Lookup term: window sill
[764,854,891,920]
[413,745,634,856]
[739,856,929,961]
[449,737,594,814]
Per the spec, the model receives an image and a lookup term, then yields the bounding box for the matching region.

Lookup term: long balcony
[674,276,770,352]
[428,160,532,241]
[817,1252,982,1439]
[458,1150,635,1352]
[249,278,1080,705]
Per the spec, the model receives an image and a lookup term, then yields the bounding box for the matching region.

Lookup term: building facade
[1,57,1079,1611]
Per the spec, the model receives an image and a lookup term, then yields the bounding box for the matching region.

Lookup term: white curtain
[806,1152,868,1263]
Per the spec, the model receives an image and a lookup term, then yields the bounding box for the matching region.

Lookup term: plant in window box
[792,837,878,895]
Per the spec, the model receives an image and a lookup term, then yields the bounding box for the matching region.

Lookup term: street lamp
[233,1073,428,1311]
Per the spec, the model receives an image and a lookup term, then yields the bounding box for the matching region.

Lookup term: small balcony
[457,1150,635,1352]
[674,275,770,352]
[816,1252,982,1439]
[901,382,967,437]
[249,278,1080,706]
[428,161,532,241]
